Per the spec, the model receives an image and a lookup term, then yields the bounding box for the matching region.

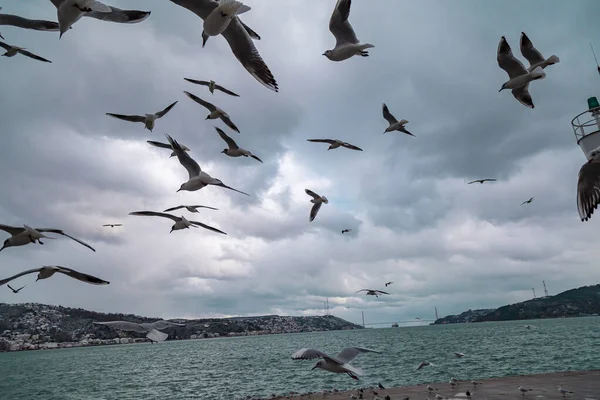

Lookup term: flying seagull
[417,361,431,370]
[341,229,351,234]
[0,266,109,287]
[497,36,546,108]
[467,179,497,184]
[291,347,380,380]
[384,281,393,287]
[184,78,240,97]
[94,320,185,343]
[520,32,560,72]
[454,352,465,358]
[306,189,328,222]
[102,224,122,228]
[201,0,251,44]
[0,7,60,33]
[163,205,218,213]
[382,103,414,136]
[306,139,363,151]
[129,211,226,235]
[184,91,240,133]
[147,140,191,158]
[7,284,25,294]
[0,41,51,62]
[106,101,178,132]
[323,0,374,62]
[216,127,263,163]
[355,289,389,298]
[165,133,249,196]
[0,224,95,252]
[577,148,600,221]
[169,0,278,92]
[521,197,534,205]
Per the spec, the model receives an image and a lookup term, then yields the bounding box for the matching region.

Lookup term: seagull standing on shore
[291,347,380,380]
[324,0,374,61]
[471,381,483,387]
[518,385,533,395]
[557,386,573,397]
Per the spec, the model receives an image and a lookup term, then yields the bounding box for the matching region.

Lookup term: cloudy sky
[0,0,599,326]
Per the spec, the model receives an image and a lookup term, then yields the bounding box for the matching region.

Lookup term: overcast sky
[0,0,599,326]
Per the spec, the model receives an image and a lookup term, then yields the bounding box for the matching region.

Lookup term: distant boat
[391,322,399,327]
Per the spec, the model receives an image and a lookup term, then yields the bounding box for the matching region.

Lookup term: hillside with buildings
[0,303,363,352]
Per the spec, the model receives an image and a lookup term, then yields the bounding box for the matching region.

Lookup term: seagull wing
[467,180,480,184]
[291,348,341,364]
[382,103,398,125]
[183,91,216,112]
[147,140,172,150]
[416,361,428,370]
[17,48,51,63]
[0,41,11,51]
[129,211,180,222]
[146,328,168,343]
[341,142,363,151]
[0,268,42,286]
[169,0,217,20]
[240,20,260,40]
[305,189,321,199]
[307,139,336,145]
[154,100,178,118]
[309,202,322,222]
[211,181,250,196]
[511,83,535,109]
[0,13,59,31]
[165,133,202,179]
[375,290,390,295]
[329,0,359,47]
[250,154,263,163]
[35,229,95,252]
[519,32,545,67]
[83,7,151,24]
[484,179,497,182]
[355,289,370,293]
[577,157,600,221]
[497,36,528,79]
[0,224,25,236]
[220,114,240,133]
[105,113,146,123]
[189,220,227,235]
[214,84,240,97]
[190,205,219,210]
[163,206,185,212]
[93,321,147,333]
[335,347,380,364]
[54,266,109,285]
[183,78,210,87]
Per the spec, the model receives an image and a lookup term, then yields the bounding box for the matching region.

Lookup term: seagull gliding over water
[291,347,380,380]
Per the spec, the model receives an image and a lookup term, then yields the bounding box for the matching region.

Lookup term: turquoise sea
[0,317,598,400]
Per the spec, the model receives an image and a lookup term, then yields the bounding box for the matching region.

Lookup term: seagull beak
[311,365,317,370]
[176,188,182,192]
[0,245,4,252]
[35,277,40,282]
[322,52,326,56]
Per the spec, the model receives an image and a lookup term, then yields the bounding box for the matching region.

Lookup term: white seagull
[520,32,560,72]
[0,41,51,62]
[94,320,185,343]
[382,103,413,136]
[471,381,483,387]
[128,211,226,235]
[184,91,240,133]
[106,101,178,132]
[184,78,240,97]
[577,147,600,221]
[169,0,278,92]
[518,385,533,395]
[0,223,95,252]
[216,127,263,163]
[306,139,363,151]
[356,289,389,298]
[166,133,249,196]
[305,189,328,222]
[147,140,191,158]
[163,205,218,213]
[50,0,150,31]
[426,384,437,392]
[0,7,60,33]
[497,36,546,108]
[201,0,250,39]
[55,0,113,38]
[0,266,109,286]
[324,0,374,62]
[291,347,380,380]
[417,361,431,370]
[454,352,465,358]
[557,385,573,397]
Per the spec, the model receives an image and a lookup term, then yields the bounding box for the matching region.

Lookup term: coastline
[274,370,600,400]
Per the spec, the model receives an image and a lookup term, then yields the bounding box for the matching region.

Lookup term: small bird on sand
[518,385,533,395]
[466,390,471,398]
[467,179,496,184]
[557,386,573,397]
[378,383,385,390]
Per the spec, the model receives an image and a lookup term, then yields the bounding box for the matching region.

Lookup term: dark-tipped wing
[129,211,179,222]
[329,0,358,47]
[54,266,109,285]
[375,290,390,295]
[240,21,260,40]
[0,268,42,286]
[382,103,398,124]
[309,202,322,222]
[250,155,263,163]
[169,0,218,20]
[305,189,320,199]
[0,41,10,51]
[307,139,336,145]
[220,114,240,133]
[0,223,25,236]
[341,142,363,151]
[155,101,178,118]
[0,13,59,31]
[36,229,95,252]
[336,347,380,364]
[519,32,545,67]
[106,113,146,123]
[511,83,534,109]
[497,36,528,79]
[577,158,600,221]
[291,348,340,364]
[165,133,202,179]
[147,141,172,150]
[212,182,250,196]
[189,220,227,235]
[163,206,185,212]
[355,289,372,293]
[183,90,216,112]
[184,78,210,87]
[17,48,51,63]
[84,7,151,24]
[467,180,481,184]
[214,84,240,97]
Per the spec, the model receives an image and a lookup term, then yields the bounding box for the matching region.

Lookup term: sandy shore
[274,370,600,400]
